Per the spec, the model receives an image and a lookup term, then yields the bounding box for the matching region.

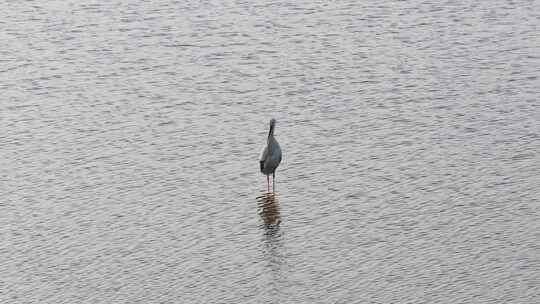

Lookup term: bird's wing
[259,146,268,162]
[274,140,282,164]
[259,146,268,171]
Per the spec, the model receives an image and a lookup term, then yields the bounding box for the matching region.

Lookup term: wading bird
[259,118,282,192]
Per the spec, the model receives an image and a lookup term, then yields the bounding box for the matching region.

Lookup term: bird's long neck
[268,124,275,138]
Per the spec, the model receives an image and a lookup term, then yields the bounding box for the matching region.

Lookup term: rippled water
[2,1,540,303]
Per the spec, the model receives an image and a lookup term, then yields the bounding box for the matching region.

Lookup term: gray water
[2,1,540,303]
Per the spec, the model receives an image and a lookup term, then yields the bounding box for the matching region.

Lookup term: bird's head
[269,118,276,136]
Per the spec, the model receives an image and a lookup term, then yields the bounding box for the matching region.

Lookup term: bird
[259,118,282,193]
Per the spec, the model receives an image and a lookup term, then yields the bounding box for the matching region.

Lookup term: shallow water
[2,1,540,303]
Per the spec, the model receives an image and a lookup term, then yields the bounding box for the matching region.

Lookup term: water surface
[2,1,539,303]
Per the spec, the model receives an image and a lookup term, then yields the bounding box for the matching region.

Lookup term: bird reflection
[256,191,284,301]
[256,192,281,230]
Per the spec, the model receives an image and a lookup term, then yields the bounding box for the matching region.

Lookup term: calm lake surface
[2,1,539,303]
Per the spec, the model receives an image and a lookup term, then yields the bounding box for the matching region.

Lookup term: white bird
[259,118,282,192]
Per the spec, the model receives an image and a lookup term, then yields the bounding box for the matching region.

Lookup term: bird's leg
[267,175,270,193]
[272,172,275,193]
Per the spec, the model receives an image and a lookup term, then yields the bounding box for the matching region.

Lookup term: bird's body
[259,119,281,192]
